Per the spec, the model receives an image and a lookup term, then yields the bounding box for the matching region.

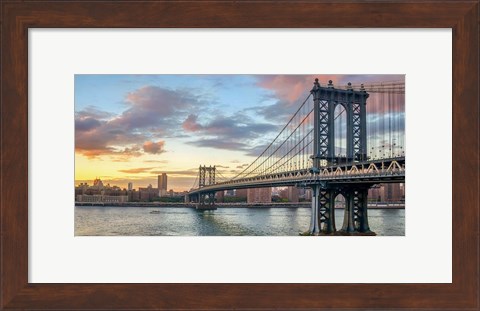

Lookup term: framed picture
[73,73,406,238]
[1,1,478,309]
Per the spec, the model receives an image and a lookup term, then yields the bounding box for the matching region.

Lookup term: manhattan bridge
[187,78,405,235]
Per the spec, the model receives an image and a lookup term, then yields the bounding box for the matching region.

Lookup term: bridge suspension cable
[190,175,199,190]
[225,79,405,183]
[216,170,229,182]
[232,93,314,180]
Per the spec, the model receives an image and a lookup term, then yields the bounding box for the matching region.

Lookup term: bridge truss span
[189,157,405,193]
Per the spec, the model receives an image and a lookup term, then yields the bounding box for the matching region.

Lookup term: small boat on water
[149,210,161,214]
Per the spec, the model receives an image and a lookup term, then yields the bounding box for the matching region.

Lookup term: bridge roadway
[188,157,405,195]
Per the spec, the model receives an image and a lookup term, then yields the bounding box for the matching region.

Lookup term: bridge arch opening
[333,104,347,164]
[334,192,346,209]
[333,192,346,231]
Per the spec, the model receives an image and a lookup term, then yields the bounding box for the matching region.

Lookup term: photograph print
[75,74,405,236]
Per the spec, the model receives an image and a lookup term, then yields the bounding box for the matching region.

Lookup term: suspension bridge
[187,78,405,235]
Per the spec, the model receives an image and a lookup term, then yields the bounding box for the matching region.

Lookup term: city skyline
[75,74,405,191]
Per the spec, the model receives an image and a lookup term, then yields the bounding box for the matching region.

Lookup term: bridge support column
[340,187,374,235]
[308,185,336,235]
[341,191,356,233]
[197,192,217,210]
[354,188,372,233]
[319,188,336,234]
[309,185,321,235]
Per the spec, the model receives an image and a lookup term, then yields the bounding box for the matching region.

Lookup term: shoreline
[75,202,405,209]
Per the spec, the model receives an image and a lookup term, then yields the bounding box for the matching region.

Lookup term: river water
[75,206,405,236]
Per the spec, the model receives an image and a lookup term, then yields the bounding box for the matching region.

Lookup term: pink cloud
[256,75,405,117]
[257,75,315,103]
[256,74,405,104]
[182,114,203,132]
[143,141,166,154]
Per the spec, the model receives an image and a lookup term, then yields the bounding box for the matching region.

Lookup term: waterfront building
[139,184,158,202]
[75,179,128,201]
[385,183,403,202]
[216,191,224,203]
[235,189,248,199]
[303,188,312,201]
[368,183,404,202]
[247,187,272,203]
[128,182,133,191]
[279,186,299,203]
[76,194,128,203]
[127,189,140,202]
[369,186,385,202]
[235,189,247,197]
[158,173,167,197]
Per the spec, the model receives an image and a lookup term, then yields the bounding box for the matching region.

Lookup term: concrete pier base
[196,204,217,211]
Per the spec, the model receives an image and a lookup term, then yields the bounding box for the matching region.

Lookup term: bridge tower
[311,78,369,167]
[309,79,374,235]
[197,165,217,210]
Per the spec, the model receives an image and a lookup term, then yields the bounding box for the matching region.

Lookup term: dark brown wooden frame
[1,1,478,310]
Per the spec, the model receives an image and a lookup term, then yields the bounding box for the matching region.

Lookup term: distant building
[385,183,403,201]
[75,179,128,200]
[127,189,140,202]
[279,186,299,203]
[139,184,158,202]
[76,194,128,203]
[216,191,224,203]
[93,178,104,189]
[300,188,312,201]
[158,173,167,197]
[128,182,133,191]
[247,187,272,203]
[369,185,385,202]
[306,189,312,201]
[368,183,404,202]
[235,189,247,199]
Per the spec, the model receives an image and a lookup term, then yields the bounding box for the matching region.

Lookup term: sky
[75,74,405,191]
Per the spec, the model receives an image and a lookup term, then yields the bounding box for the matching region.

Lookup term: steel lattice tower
[311,78,369,167]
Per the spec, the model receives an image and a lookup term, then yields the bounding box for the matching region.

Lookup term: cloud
[143,141,166,154]
[118,167,156,174]
[182,113,278,154]
[117,167,198,177]
[252,75,405,122]
[257,75,315,103]
[75,105,115,120]
[75,117,102,132]
[243,143,272,157]
[112,86,197,131]
[150,169,198,177]
[75,85,210,159]
[187,139,250,150]
[182,114,203,131]
[366,93,405,114]
[144,160,169,163]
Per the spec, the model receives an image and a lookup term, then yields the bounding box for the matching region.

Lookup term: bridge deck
[189,157,405,195]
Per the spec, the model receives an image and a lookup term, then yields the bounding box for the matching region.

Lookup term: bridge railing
[191,159,405,192]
